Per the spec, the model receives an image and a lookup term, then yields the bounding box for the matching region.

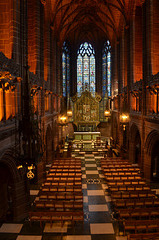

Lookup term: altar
[74,132,101,141]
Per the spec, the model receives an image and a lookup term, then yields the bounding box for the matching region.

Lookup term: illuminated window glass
[102,40,111,97]
[77,42,95,96]
[62,42,70,97]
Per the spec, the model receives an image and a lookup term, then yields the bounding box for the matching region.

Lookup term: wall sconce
[120,113,129,130]
[104,97,111,121]
[58,114,68,126]
[104,110,111,117]
[104,109,111,122]
[67,110,73,117]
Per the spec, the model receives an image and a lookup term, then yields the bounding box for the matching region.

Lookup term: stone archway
[129,123,141,166]
[0,149,29,222]
[144,130,159,181]
[46,125,53,163]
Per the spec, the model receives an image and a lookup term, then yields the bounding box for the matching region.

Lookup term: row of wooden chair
[107,179,146,186]
[128,232,159,240]
[123,219,159,235]
[52,162,81,166]
[48,172,82,177]
[29,211,84,228]
[104,171,140,176]
[118,207,159,220]
[111,190,155,200]
[43,181,82,186]
[42,185,82,192]
[106,175,142,181]
[102,167,140,172]
[35,200,83,211]
[46,176,82,182]
[52,161,81,165]
[113,198,159,209]
[49,168,81,172]
[109,184,150,192]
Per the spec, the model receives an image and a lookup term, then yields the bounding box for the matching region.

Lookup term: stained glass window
[62,42,70,97]
[77,42,95,96]
[102,40,111,97]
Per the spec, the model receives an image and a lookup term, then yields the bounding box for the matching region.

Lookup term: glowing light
[58,114,68,125]
[104,110,110,116]
[60,116,67,121]
[17,165,23,169]
[67,110,72,117]
[120,113,129,123]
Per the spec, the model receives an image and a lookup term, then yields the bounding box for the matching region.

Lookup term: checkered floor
[1,149,159,240]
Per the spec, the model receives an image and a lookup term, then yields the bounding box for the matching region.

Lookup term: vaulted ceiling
[48,0,145,46]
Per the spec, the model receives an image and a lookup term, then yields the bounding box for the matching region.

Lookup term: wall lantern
[58,114,68,126]
[67,110,73,117]
[120,113,129,130]
[104,110,111,117]
[104,97,111,120]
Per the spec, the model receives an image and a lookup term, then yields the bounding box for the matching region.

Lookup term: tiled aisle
[81,151,115,240]
[0,150,125,240]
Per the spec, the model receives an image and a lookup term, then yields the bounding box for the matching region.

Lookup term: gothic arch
[145,130,159,156]
[0,149,28,221]
[144,130,159,181]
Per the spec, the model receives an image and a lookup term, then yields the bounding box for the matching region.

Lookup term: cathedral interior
[0,0,159,239]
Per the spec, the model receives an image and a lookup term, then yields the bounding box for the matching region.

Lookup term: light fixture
[67,97,73,118]
[120,113,129,123]
[104,110,111,117]
[58,114,68,126]
[120,113,129,130]
[104,97,111,120]
[67,110,73,117]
